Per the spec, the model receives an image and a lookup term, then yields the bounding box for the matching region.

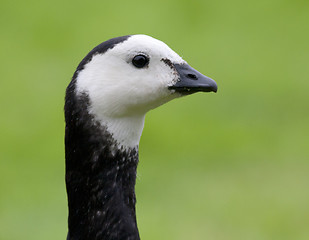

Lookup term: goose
[64,34,217,240]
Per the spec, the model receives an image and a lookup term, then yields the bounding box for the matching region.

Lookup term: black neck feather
[64,80,140,240]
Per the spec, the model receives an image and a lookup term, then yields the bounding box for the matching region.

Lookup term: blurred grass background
[0,0,309,239]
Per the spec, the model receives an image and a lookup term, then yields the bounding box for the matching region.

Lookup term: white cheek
[74,35,186,149]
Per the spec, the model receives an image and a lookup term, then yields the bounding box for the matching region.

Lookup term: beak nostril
[187,73,198,80]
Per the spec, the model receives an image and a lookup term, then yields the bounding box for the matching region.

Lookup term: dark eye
[132,55,149,68]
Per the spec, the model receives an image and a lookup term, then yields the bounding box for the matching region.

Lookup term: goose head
[74,34,217,148]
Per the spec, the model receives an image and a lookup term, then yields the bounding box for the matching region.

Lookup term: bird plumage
[65,34,217,240]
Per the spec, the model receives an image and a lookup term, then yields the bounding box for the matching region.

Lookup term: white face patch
[76,35,186,149]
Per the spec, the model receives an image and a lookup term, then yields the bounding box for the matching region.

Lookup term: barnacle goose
[65,34,217,240]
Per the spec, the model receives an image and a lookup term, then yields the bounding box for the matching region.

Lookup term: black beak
[168,63,217,94]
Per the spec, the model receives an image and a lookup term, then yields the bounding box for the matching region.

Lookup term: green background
[1,0,308,239]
